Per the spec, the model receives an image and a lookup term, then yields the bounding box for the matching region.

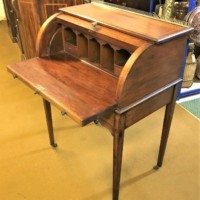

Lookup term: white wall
[0,0,6,21]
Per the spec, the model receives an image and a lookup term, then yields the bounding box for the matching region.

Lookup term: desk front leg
[113,114,125,200]
[43,99,57,147]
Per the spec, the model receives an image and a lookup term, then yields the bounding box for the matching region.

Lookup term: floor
[0,20,200,200]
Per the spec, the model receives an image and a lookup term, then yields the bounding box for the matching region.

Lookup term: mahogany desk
[7,3,192,200]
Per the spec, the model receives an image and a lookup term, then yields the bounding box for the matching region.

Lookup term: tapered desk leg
[113,115,125,200]
[113,130,124,200]
[154,85,178,169]
[43,99,57,147]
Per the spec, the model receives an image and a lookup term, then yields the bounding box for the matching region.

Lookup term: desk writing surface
[7,53,118,125]
[60,3,192,43]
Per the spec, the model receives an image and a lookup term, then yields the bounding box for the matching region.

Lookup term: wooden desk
[7,3,192,200]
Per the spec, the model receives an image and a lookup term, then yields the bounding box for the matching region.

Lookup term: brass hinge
[34,84,45,95]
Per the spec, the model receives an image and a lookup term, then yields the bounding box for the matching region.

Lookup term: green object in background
[180,98,200,120]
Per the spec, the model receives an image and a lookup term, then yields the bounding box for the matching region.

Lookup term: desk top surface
[7,53,118,126]
[60,3,192,43]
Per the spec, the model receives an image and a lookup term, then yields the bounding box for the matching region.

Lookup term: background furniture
[179,0,200,98]
[3,0,84,59]
[2,0,17,42]
[104,0,165,13]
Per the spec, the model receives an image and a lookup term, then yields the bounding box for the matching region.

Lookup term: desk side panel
[116,35,188,108]
[36,13,63,57]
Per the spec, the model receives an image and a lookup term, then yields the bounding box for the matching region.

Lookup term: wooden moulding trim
[116,42,152,101]
[155,28,194,44]
[36,12,62,57]
[115,79,182,114]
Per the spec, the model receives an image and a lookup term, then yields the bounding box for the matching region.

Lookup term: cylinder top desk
[7,2,192,200]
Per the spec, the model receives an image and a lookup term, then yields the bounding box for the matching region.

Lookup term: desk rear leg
[154,84,178,169]
[43,99,57,147]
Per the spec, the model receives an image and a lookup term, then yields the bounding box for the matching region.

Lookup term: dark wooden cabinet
[2,0,18,42]
[104,0,165,12]
[11,0,83,59]
[39,0,84,22]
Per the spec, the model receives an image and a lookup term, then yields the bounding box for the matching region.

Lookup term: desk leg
[43,99,57,147]
[113,115,125,200]
[154,84,178,169]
